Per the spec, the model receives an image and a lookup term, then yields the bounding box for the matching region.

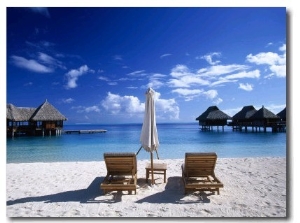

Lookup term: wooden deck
[228,122,286,132]
[64,129,107,134]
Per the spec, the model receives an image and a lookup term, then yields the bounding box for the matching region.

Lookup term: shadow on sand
[7,177,107,206]
[136,176,214,204]
[7,176,214,206]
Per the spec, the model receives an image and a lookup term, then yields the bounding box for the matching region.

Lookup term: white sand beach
[6,157,286,218]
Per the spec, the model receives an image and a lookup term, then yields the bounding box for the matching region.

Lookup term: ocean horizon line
[69,122,197,126]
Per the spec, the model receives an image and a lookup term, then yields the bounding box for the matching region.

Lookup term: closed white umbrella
[137,88,159,185]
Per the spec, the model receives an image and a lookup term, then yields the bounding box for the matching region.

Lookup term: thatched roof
[249,106,279,120]
[232,105,257,120]
[277,107,286,120]
[6,104,36,121]
[31,100,67,121]
[196,106,231,121]
[7,100,67,122]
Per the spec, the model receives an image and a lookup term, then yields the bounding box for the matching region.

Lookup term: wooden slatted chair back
[104,153,137,176]
[184,152,217,177]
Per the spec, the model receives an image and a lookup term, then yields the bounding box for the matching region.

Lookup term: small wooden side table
[145,163,167,183]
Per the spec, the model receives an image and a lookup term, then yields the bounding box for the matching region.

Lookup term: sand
[6,157,286,218]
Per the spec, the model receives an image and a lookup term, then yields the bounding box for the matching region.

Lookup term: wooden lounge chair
[181,152,223,195]
[100,152,137,195]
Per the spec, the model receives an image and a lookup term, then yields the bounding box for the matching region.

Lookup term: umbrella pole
[151,152,154,185]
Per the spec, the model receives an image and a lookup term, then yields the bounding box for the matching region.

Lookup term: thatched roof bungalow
[7,100,67,137]
[6,103,36,121]
[232,105,257,121]
[196,106,231,131]
[249,106,280,132]
[277,107,286,122]
[249,106,279,121]
[31,100,67,122]
[275,107,286,132]
[230,105,257,131]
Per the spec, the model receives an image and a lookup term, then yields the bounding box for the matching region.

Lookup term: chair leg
[146,170,149,183]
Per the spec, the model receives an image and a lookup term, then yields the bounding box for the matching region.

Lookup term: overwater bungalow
[249,106,280,132]
[229,105,257,132]
[277,107,286,122]
[196,106,231,131]
[276,107,286,132]
[7,100,67,137]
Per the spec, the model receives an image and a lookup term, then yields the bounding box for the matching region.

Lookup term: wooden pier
[64,129,107,134]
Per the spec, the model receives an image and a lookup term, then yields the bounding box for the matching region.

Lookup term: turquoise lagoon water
[6,123,286,163]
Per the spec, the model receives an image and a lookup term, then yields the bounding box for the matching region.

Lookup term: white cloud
[62,98,75,103]
[72,105,101,113]
[98,76,110,81]
[198,52,221,65]
[170,64,190,78]
[127,70,146,76]
[203,89,218,100]
[65,65,93,89]
[98,76,119,85]
[246,52,282,65]
[11,50,66,73]
[225,70,260,80]
[152,73,166,78]
[171,88,203,101]
[147,79,164,89]
[266,42,273,47]
[11,55,53,73]
[164,44,286,104]
[239,83,253,91]
[38,52,66,70]
[38,52,55,64]
[197,64,250,77]
[101,91,180,120]
[212,97,223,105]
[246,44,286,77]
[85,106,101,113]
[279,44,286,52]
[146,73,166,89]
[127,86,138,89]
[154,92,180,120]
[172,88,203,96]
[101,92,144,115]
[160,53,172,59]
[168,79,191,88]
[168,64,210,88]
[210,78,237,87]
[171,87,221,103]
[269,65,286,78]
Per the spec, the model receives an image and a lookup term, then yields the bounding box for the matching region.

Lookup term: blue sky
[6,7,286,124]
